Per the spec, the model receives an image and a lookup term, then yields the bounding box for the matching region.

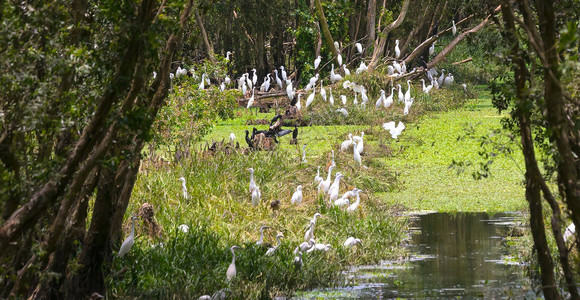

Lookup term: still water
[298,212,537,299]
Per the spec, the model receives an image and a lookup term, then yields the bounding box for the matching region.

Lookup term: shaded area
[298,212,535,299]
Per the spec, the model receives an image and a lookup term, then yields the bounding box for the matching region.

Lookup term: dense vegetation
[0,0,578,299]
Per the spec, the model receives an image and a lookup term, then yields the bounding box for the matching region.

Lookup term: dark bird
[270,114,282,126]
[290,95,298,106]
[245,130,254,148]
[276,129,293,137]
[270,199,280,211]
[292,125,298,139]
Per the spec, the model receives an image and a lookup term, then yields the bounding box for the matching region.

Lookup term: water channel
[298,212,537,299]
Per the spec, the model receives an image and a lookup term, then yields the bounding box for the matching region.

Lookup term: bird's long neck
[231,249,236,264]
[326,168,333,181]
[130,218,136,238]
[259,229,264,242]
[249,170,253,182]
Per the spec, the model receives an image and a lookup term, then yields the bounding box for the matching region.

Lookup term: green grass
[377,94,527,212]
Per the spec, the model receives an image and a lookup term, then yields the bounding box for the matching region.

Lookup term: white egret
[153,71,157,79]
[291,185,303,205]
[311,212,322,225]
[306,74,319,90]
[437,69,446,87]
[334,41,340,53]
[375,89,385,108]
[225,75,231,85]
[251,186,261,207]
[296,93,302,111]
[387,65,395,75]
[252,68,258,85]
[429,41,435,56]
[178,224,189,233]
[432,78,439,90]
[225,51,232,61]
[304,220,316,242]
[340,64,350,77]
[563,223,576,242]
[404,97,414,115]
[404,80,411,102]
[320,80,327,101]
[343,237,362,247]
[341,188,360,200]
[280,66,287,81]
[384,87,395,108]
[256,225,270,245]
[334,197,350,208]
[452,20,457,35]
[169,73,174,80]
[397,84,404,102]
[383,121,406,139]
[318,165,335,195]
[118,216,138,257]
[331,150,336,167]
[462,83,467,91]
[226,245,240,282]
[336,107,349,117]
[314,166,323,184]
[244,73,252,89]
[360,90,369,107]
[199,73,205,90]
[330,64,343,83]
[356,61,368,74]
[305,88,315,109]
[328,172,344,202]
[295,239,316,254]
[314,55,322,70]
[274,69,283,89]
[261,74,271,92]
[337,53,342,66]
[395,39,401,58]
[302,145,307,163]
[247,168,257,193]
[353,131,364,154]
[346,189,362,212]
[246,88,255,109]
[353,141,362,167]
[340,95,347,106]
[308,243,332,253]
[178,177,189,200]
[444,73,454,86]
[340,134,354,152]
[220,82,225,92]
[329,88,335,106]
[401,61,407,74]
[353,93,358,105]
[355,42,363,54]
[286,80,294,100]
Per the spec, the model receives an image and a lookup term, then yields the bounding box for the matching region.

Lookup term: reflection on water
[297,212,536,299]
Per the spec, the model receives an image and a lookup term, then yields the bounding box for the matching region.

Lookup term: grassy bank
[106,79,526,298]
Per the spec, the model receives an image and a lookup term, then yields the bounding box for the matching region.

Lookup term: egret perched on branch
[226,245,240,282]
[280,66,287,81]
[291,185,303,205]
[337,53,343,66]
[266,233,284,256]
[252,68,258,85]
[383,121,406,139]
[225,51,232,61]
[296,93,302,111]
[199,73,206,90]
[452,20,457,35]
[256,225,270,245]
[429,42,435,56]
[395,39,401,58]
[343,64,351,76]
[306,74,319,90]
[314,55,322,70]
[274,69,283,89]
[330,64,343,83]
[334,41,341,53]
[178,177,189,201]
[286,79,294,100]
[306,88,315,109]
[118,216,138,257]
[355,42,363,54]
[356,61,368,74]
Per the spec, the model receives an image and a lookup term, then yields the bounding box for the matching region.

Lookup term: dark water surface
[297,212,536,299]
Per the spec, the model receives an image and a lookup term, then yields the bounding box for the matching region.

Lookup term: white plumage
[118,216,138,257]
[291,185,303,205]
[383,121,406,139]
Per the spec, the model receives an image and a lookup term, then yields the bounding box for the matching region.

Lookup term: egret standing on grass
[246,88,255,109]
[384,87,395,108]
[247,168,257,193]
[291,185,303,205]
[178,177,189,201]
[328,172,344,203]
[302,145,307,163]
[295,239,316,254]
[344,237,362,247]
[256,225,270,245]
[251,186,261,207]
[346,189,363,212]
[226,245,240,282]
[304,220,316,242]
[118,216,138,257]
[383,121,406,139]
[315,166,323,184]
[353,141,362,167]
[329,88,335,106]
[266,233,284,256]
[320,80,327,101]
[397,84,404,102]
[405,80,412,102]
[318,165,335,195]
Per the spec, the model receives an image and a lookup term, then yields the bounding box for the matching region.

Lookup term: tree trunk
[313,0,338,58]
[195,8,217,64]
[400,1,432,56]
[368,0,410,71]
[365,0,376,51]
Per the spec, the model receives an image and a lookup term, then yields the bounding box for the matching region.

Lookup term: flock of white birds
[124,35,468,289]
